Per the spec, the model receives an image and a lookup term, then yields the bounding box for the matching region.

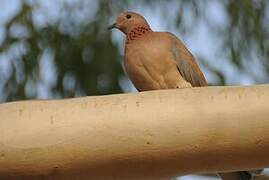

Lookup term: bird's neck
[126,26,152,44]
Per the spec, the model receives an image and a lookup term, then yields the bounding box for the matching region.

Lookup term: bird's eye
[126,14,131,19]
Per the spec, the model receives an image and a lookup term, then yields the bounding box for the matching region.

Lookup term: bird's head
[108,11,151,34]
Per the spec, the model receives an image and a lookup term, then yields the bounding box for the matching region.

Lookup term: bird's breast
[124,36,179,91]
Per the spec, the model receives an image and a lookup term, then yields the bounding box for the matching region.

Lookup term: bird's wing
[168,33,207,87]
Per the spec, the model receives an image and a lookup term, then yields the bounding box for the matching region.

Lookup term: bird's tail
[219,170,263,180]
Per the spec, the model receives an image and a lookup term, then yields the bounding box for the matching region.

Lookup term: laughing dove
[108,11,257,180]
[108,11,207,91]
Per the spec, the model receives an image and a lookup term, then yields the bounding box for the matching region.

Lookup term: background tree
[0,0,268,102]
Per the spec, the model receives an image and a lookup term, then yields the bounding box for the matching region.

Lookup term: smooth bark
[0,85,269,179]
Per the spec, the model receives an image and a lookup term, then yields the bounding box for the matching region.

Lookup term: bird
[108,11,259,180]
[108,11,207,91]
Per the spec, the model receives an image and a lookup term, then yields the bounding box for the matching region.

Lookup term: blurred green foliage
[0,0,268,102]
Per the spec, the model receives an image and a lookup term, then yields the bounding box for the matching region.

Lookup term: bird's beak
[107,23,117,30]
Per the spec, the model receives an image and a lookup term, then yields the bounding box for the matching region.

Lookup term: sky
[0,0,261,98]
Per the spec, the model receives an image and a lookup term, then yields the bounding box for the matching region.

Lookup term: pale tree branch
[0,85,269,179]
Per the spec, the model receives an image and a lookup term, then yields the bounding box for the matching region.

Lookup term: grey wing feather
[169,33,207,87]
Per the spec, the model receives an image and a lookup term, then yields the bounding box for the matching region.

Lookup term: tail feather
[219,171,252,180]
[238,171,252,180]
[219,170,264,180]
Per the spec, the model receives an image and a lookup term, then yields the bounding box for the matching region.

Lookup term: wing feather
[169,33,207,87]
